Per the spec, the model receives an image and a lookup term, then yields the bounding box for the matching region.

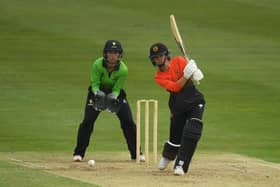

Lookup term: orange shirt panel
[154,56,187,92]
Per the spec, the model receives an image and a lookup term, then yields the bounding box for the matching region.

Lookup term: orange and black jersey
[154,56,205,113]
[154,56,187,93]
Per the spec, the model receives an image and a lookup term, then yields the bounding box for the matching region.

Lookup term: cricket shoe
[158,157,171,170]
[174,165,185,176]
[73,155,82,162]
[131,154,145,162]
[139,154,146,162]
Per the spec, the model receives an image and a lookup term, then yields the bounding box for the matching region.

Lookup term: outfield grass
[0,0,280,185]
[0,160,98,187]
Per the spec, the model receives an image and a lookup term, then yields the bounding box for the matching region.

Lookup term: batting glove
[192,68,204,82]
[183,59,198,79]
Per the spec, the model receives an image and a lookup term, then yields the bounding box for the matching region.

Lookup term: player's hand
[183,59,197,79]
[106,93,121,113]
[94,90,106,101]
[192,68,204,82]
[107,93,119,105]
[91,90,106,111]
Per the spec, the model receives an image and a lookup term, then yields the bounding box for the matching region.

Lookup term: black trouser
[169,101,205,172]
[168,80,205,145]
[73,90,137,159]
[169,102,205,145]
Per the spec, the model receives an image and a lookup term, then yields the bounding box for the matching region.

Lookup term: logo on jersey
[198,104,204,108]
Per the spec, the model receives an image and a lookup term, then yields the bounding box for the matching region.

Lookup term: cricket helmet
[149,43,170,66]
[103,40,123,57]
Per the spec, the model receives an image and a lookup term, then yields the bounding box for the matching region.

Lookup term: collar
[102,58,120,71]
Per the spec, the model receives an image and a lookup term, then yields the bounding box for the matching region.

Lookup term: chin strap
[156,56,167,68]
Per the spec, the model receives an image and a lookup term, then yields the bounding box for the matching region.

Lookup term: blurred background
[0,0,279,163]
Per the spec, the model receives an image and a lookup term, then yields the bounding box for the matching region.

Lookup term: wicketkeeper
[73,40,144,162]
[149,43,205,175]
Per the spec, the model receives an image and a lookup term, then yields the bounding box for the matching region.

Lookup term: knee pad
[175,118,203,173]
[183,118,203,141]
[162,141,180,160]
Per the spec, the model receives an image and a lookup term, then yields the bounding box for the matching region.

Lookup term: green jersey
[91,57,128,97]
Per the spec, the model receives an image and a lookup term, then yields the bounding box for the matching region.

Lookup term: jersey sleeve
[90,61,101,93]
[112,63,128,96]
[154,74,182,92]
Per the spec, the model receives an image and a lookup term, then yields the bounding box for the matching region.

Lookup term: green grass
[0,0,280,185]
[0,160,98,187]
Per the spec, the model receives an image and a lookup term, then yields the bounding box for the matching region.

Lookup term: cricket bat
[169,14,190,62]
[170,14,201,84]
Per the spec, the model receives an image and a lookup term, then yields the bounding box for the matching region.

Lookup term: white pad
[158,157,171,170]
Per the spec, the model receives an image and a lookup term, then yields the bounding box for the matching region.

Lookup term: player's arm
[106,66,128,113]
[155,75,183,93]
[111,64,128,97]
[173,56,189,87]
[90,62,102,93]
[89,62,107,111]
[176,76,188,88]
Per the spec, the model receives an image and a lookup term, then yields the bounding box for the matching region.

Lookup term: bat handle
[184,55,190,62]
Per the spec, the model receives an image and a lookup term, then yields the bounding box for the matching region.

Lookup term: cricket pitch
[2,152,280,187]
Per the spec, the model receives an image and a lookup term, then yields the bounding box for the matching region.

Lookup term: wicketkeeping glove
[94,90,105,101]
[106,93,121,113]
[91,90,106,111]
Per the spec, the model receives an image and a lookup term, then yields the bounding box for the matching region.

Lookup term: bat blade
[169,14,189,61]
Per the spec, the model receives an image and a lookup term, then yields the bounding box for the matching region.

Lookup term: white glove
[183,59,198,79]
[192,68,204,82]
